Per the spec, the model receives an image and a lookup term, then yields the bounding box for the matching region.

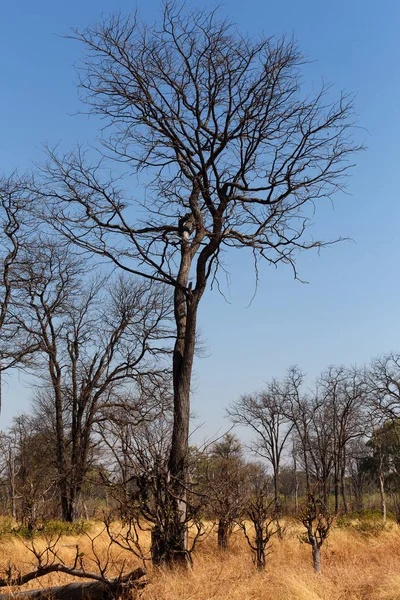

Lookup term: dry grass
[1,521,400,599]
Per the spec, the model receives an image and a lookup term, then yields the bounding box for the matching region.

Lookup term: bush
[335,509,390,536]
[0,517,92,539]
[38,520,91,536]
[0,516,17,537]
[352,520,387,536]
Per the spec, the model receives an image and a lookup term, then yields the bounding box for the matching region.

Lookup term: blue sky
[1,1,400,440]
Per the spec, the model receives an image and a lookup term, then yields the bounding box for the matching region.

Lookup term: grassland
[1,519,400,599]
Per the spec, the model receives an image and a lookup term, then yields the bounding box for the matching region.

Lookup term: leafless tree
[364,354,400,520]
[8,415,57,529]
[6,241,171,521]
[229,381,293,514]
[347,438,373,512]
[0,175,39,388]
[31,2,360,564]
[299,492,334,574]
[98,402,205,566]
[283,367,315,493]
[0,431,19,519]
[367,353,400,421]
[320,367,366,513]
[284,365,366,513]
[0,176,27,331]
[198,434,249,551]
[238,464,280,571]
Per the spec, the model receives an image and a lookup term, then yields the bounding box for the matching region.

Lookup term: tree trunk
[293,448,299,513]
[51,363,69,523]
[65,482,82,523]
[341,478,348,514]
[61,489,71,523]
[322,478,329,509]
[256,548,266,571]
[334,471,340,515]
[151,189,211,567]
[0,580,146,600]
[311,541,321,574]
[151,526,167,567]
[353,479,363,512]
[379,472,387,523]
[273,470,281,516]
[254,523,266,571]
[340,458,348,514]
[0,569,146,600]
[155,275,200,566]
[0,582,111,600]
[217,519,230,551]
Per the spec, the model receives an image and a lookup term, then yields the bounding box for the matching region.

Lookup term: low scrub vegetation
[0,517,91,539]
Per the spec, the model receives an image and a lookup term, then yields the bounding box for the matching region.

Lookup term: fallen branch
[0,568,147,600]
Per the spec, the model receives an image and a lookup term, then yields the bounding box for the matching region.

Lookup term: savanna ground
[1,517,400,600]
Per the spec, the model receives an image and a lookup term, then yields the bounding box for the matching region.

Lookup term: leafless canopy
[0,175,36,373]
[38,3,360,284]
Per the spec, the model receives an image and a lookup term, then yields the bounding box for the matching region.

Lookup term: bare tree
[299,493,333,574]
[7,415,57,530]
[0,431,19,519]
[347,438,372,512]
[32,3,360,564]
[0,175,38,385]
[98,400,205,566]
[316,366,366,513]
[283,367,315,494]
[7,241,171,521]
[305,393,335,507]
[365,354,400,520]
[367,353,400,421]
[199,434,248,551]
[0,176,26,331]
[284,365,366,512]
[238,464,280,571]
[229,381,293,514]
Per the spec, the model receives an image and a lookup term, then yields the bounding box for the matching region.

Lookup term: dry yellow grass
[1,521,400,599]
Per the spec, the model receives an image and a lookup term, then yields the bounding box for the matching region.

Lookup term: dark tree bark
[217,520,230,551]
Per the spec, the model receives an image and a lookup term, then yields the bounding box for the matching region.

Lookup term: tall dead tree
[33,2,360,565]
[283,367,314,494]
[316,367,366,514]
[229,382,293,515]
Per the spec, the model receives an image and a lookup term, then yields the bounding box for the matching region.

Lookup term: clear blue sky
[1,0,400,441]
